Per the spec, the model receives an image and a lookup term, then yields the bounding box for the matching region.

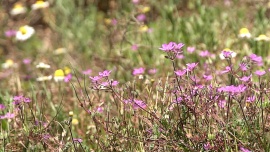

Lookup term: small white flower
[238,28,251,38]
[36,75,52,81]
[36,62,51,69]
[219,48,237,60]
[10,3,27,16]
[31,0,50,10]
[16,25,35,41]
[255,34,270,41]
[2,59,15,69]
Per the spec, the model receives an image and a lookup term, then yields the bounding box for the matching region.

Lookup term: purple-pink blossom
[186,62,198,71]
[254,70,266,76]
[136,14,146,22]
[64,74,72,82]
[0,112,15,119]
[187,46,195,53]
[246,96,255,103]
[5,30,17,37]
[218,100,226,108]
[203,74,213,81]
[199,50,210,57]
[174,69,186,76]
[0,104,5,110]
[148,68,157,74]
[89,76,101,82]
[99,70,111,77]
[239,74,252,82]
[73,138,83,143]
[131,44,138,51]
[239,147,251,152]
[82,69,92,75]
[220,66,231,74]
[132,67,145,76]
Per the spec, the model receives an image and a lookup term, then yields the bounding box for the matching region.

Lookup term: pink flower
[254,70,266,76]
[82,69,92,75]
[187,46,195,53]
[239,74,252,82]
[136,14,146,22]
[159,42,175,52]
[239,147,251,152]
[186,62,198,71]
[0,112,15,119]
[199,50,210,57]
[176,54,184,59]
[99,70,111,77]
[148,68,157,74]
[23,59,31,64]
[133,99,146,110]
[220,66,231,74]
[0,104,5,110]
[112,19,117,26]
[89,76,101,82]
[132,0,140,4]
[174,69,186,76]
[203,74,212,81]
[5,30,17,37]
[132,67,145,75]
[96,106,103,113]
[64,74,72,82]
[239,63,248,71]
[246,96,255,103]
[111,80,119,86]
[131,44,138,51]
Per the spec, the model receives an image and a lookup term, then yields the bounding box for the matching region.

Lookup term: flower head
[238,28,251,38]
[174,69,186,77]
[246,96,255,103]
[5,30,17,37]
[31,0,50,10]
[255,34,270,41]
[133,67,145,76]
[254,70,266,76]
[54,48,67,55]
[139,25,149,33]
[99,70,111,77]
[187,46,195,53]
[2,59,15,69]
[136,14,146,22]
[199,50,210,57]
[239,147,251,152]
[186,62,198,71]
[0,104,5,110]
[36,62,50,69]
[10,3,27,16]
[219,48,237,60]
[239,74,252,82]
[82,69,92,75]
[16,25,35,41]
[54,69,65,82]
[36,75,52,81]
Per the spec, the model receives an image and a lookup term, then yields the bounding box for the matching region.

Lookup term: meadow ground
[1,0,270,151]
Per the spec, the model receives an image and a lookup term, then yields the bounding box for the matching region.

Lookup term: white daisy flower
[255,34,270,41]
[54,69,65,82]
[238,28,251,38]
[219,48,237,60]
[36,62,51,69]
[16,25,35,41]
[31,0,50,10]
[2,59,15,69]
[10,3,27,16]
[36,75,52,81]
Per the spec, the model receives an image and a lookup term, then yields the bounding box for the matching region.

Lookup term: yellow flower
[16,25,35,41]
[54,48,67,55]
[255,34,270,41]
[10,3,27,16]
[139,25,148,33]
[2,59,14,69]
[140,6,150,13]
[104,18,112,25]
[72,118,79,125]
[64,67,71,75]
[31,0,49,10]
[238,28,251,38]
[54,69,65,82]
[69,111,74,116]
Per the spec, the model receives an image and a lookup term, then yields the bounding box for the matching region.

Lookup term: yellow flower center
[258,34,267,39]
[36,0,45,5]
[141,6,150,13]
[19,26,27,35]
[14,3,23,9]
[54,69,65,77]
[239,28,249,34]
[139,25,148,32]
[6,59,14,66]
[223,48,231,51]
